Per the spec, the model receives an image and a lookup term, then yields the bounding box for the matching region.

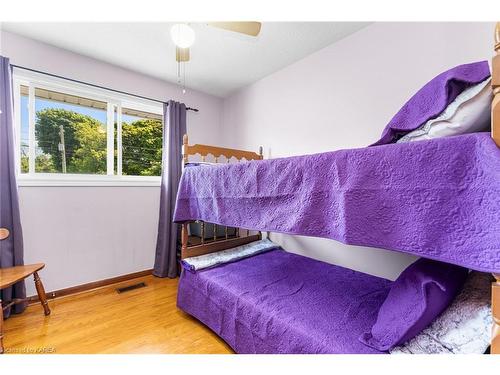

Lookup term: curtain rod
[11,64,199,113]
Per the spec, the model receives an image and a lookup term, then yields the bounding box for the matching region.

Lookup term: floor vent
[116,282,147,294]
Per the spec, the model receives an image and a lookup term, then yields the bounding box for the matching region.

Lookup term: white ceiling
[2,22,369,97]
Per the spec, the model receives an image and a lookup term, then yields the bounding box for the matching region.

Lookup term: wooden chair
[0,227,51,354]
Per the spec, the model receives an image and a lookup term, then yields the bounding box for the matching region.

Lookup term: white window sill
[17,174,162,187]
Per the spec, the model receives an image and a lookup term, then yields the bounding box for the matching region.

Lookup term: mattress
[177,249,392,354]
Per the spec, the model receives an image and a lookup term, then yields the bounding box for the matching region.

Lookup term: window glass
[113,106,118,175]
[34,88,107,174]
[20,85,29,173]
[121,108,163,176]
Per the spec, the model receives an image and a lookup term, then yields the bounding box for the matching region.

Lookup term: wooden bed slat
[181,234,262,259]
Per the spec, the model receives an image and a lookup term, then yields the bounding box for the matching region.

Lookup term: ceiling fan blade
[176,47,190,62]
[208,22,261,37]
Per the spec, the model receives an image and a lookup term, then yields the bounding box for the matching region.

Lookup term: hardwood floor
[2,275,233,354]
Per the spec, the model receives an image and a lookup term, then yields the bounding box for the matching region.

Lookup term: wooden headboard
[179,134,263,260]
[183,134,263,164]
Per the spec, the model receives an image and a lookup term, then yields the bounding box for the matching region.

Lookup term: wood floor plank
[2,275,233,354]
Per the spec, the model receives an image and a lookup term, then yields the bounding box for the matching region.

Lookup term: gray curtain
[153,100,186,278]
[0,56,26,317]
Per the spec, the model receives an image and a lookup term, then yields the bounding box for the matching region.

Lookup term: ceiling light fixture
[171,23,195,94]
[170,23,195,48]
[169,22,263,95]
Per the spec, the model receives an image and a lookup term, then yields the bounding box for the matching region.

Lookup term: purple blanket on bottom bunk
[174,133,500,273]
[177,249,392,354]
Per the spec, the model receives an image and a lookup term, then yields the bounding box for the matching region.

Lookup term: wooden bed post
[181,222,189,260]
[493,275,500,354]
[0,297,3,354]
[182,134,189,166]
[491,22,500,354]
[181,134,189,260]
[493,23,500,147]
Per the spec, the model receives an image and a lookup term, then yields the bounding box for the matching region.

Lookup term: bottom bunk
[178,248,390,354]
[177,246,491,354]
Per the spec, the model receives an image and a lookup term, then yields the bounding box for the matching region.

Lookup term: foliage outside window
[15,74,163,184]
[121,108,163,176]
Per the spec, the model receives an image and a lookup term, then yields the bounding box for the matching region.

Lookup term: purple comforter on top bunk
[178,249,391,354]
[174,132,500,273]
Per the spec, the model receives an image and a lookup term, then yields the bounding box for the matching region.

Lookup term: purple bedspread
[174,133,500,273]
[177,249,392,354]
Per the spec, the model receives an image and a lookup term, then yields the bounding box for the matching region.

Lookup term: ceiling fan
[171,22,262,63]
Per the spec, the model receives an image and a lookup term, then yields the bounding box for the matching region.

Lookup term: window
[13,69,163,186]
[121,108,163,176]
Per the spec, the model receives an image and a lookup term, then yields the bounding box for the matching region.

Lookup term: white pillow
[390,271,492,354]
[398,78,492,143]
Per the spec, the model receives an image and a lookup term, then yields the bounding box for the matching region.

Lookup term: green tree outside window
[28,108,162,176]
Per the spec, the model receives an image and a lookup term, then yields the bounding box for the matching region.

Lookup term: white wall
[221,22,496,280]
[1,31,223,295]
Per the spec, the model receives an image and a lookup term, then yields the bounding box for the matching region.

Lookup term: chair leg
[0,299,4,354]
[33,272,51,316]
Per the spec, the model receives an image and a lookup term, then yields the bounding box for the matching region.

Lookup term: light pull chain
[183,61,186,94]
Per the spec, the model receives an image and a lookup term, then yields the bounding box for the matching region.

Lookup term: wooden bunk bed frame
[180,134,263,260]
[492,22,500,355]
[181,22,500,354]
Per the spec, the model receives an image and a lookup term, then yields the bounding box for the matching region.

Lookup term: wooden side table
[0,228,51,354]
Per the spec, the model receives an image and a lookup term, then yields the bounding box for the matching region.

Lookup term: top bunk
[175,132,500,273]
[174,24,500,275]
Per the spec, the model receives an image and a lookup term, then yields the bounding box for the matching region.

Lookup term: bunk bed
[173,23,500,354]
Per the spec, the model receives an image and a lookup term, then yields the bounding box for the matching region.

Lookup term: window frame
[13,69,164,187]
